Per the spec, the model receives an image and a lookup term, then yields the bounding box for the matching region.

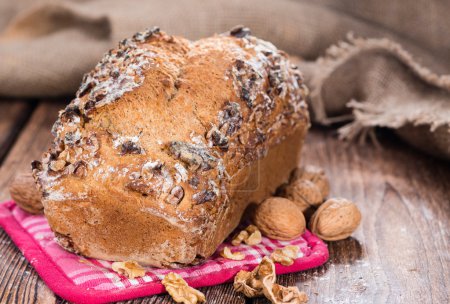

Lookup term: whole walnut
[309,198,361,241]
[290,165,330,199]
[9,172,43,214]
[285,179,323,211]
[253,197,306,240]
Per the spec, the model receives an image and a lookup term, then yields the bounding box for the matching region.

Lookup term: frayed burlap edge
[305,34,450,159]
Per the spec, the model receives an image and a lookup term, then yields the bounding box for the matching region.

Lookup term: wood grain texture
[0,101,63,201]
[0,101,63,304]
[0,100,36,164]
[0,101,449,304]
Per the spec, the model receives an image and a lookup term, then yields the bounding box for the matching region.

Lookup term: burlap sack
[0,0,449,159]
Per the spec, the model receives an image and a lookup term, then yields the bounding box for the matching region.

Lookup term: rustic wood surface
[0,99,448,304]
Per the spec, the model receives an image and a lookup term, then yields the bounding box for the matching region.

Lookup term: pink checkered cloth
[0,200,328,303]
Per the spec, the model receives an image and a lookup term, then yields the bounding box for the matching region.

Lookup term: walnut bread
[32,26,310,267]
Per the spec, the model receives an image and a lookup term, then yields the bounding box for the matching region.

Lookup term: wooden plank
[0,101,63,201]
[0,101,63,304]
[0,105,449,303]
[254,130,450,303]
[0,100,36,165]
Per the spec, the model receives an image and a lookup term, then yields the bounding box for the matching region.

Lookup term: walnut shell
[309,198,361,241]
[253,197,305,241]
[9,172,43,214]
[233,256,276,298]
[285,179,323,210]
[290,165,330,199]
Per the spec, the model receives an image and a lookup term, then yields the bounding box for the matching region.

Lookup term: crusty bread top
[33,26,309,231]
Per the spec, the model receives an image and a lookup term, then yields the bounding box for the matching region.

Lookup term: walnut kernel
[162,272,206,304]
[49,159,66,172]
[245,228,262,246]
[231,225,262,246]
[220,247,245,260]
[270,245,299,266]
[111,261,146,279]
[245,225,262,245]
[231,230,249,246]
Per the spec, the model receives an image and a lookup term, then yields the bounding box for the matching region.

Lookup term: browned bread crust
[32,26,310,267]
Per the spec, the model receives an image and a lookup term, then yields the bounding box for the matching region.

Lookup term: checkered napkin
[0,200,328,304]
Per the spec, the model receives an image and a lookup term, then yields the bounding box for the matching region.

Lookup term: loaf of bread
[32,26,310,267]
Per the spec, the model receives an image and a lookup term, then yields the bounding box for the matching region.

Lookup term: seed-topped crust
[33,27,310,267]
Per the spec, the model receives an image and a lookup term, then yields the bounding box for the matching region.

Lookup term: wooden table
[0,99,449,303]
